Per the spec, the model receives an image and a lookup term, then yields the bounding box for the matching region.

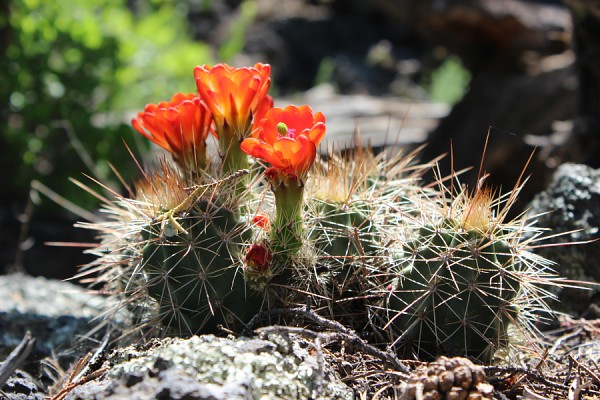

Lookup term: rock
[0,273,124,374]
[282,83,449,151]
[419,61,577,213]
[187,0,426,96]
[563,0,600,169]
[61,334,353,400]
[374,0,571,71]
[0,369,45,400]
[527,163,600,315]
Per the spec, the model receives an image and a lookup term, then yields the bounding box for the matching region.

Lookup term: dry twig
[0,331,36,388]
[246,306,410,373]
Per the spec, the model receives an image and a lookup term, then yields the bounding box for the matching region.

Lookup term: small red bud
[245,243,272,273]
[252,214,270,230]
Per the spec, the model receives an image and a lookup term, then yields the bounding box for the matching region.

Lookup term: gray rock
[282,83,449,150]
[527,163,600,314]
[0,273,124,372]
[0,369,45,400]
[0,273,113,319]
[64,334,353,400]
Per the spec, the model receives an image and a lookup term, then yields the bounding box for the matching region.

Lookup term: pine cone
[400,356,494,400]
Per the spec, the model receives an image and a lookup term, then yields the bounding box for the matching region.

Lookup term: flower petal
[194,63,271,139]
[131,93,211,166]
[246,104,326,180]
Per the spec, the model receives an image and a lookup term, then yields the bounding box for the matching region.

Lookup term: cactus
[382,184,561,363]
[387,222,518,362]
[309,199,379,259]
[295,146,431,328]
[140,193,262,336]
[71,62,572,368]
[76,162,265,338]
[74,64,275,338]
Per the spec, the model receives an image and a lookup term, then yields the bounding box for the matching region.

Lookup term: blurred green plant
[313,57,335,87]
[422,55,471,105]
[218,0,257,63]
[1,0,212,211]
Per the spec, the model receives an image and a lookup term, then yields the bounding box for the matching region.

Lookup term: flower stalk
[268,171,305,254]
[218,122,252,177]
[241,105,326,259]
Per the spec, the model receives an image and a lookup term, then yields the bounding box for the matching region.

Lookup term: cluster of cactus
[76,62,566,362]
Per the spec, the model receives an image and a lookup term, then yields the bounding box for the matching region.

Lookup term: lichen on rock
[527,163,600,315]
[64,334,353,400]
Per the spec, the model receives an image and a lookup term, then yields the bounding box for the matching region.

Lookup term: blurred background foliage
[1,0,575,278]
[422,55,470,106]
[0,0,213,210]
[0,0,469,213]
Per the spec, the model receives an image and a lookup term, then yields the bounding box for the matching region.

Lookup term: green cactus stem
[141,198,263,336]
[386,221,520,363]
[310,200,379,259]
[269,174,305,256]
[219,125,250,174]
[215,124,251,198]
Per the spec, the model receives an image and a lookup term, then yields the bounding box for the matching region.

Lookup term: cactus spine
[387,222,519,362]
[310,199,379,259]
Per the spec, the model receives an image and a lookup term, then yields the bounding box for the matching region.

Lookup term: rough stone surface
[380,0,570,71]
[63,334,353,400]
[0,369,45,400]
[282,83,449,150]
[0,273,114,319]
[527,163,600,314]
[0,273,123,374]
[420,63,577,211]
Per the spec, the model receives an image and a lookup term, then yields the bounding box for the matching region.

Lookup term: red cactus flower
[240,105,326,181]
[245,243,272,273]
[252,214,270,231]
[194,63,271,138]
[131,93,212,169]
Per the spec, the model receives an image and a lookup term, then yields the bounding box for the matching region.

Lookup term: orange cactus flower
[240,105,326,181]
[131,93,212,169]
[194,63,271,139]
[251,94,274,136]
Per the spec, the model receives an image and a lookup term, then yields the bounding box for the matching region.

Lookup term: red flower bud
[245,243,272,273]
